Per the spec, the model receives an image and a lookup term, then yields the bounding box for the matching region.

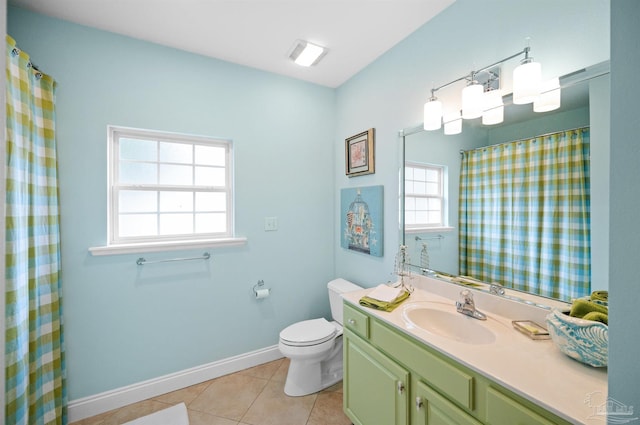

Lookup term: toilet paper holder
[253,280,271,299]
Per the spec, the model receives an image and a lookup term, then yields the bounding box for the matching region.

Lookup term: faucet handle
[459,289,474,303]
[490,282,505,296]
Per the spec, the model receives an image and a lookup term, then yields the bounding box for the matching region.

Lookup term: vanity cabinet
[343,302,571,425]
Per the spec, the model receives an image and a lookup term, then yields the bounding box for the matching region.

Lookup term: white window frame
[89,126,246,256]
[404,161,450,232]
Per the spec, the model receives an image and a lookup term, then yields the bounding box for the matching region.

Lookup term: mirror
[400,61,610,302]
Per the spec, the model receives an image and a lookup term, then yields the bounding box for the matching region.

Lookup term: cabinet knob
[416,397,424,410]
[348,319,356,325]
[397,381,405,394]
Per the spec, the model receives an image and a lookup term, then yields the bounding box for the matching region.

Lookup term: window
[107,126,233,246]
[404,162,446,230]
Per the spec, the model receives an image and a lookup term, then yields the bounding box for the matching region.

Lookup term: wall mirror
[400,60,610,303]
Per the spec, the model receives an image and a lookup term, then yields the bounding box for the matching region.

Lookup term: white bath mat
[122,402,189,425]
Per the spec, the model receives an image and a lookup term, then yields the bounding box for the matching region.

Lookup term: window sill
[405,226,455,234]
[88,237,247,256]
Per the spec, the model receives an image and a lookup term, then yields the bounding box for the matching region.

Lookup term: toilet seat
[280,318,337,347]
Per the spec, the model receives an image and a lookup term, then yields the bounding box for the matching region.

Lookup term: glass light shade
[423,99,443,131]
[461,83,484,119]
[482,90,504,125]
[534,77,561,112]
[513,60,541,104]
[443,111,462,135]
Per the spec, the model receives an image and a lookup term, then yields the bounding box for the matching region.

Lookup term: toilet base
[283,338,344,397]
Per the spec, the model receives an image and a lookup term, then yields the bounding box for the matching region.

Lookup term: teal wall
[609,0,640,413]
[8,7,336,399]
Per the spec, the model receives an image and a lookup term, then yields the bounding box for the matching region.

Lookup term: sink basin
[402,303,497,345]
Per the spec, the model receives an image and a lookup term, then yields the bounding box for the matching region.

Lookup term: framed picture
[340,185,383,257]
[345,128,375,177]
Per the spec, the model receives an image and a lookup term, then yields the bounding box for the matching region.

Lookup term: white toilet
[278,278,362,396]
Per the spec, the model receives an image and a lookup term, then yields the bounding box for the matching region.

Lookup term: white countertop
[342,276,607,425]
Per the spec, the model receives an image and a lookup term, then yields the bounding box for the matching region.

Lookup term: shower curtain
[459,128,591,301]
[5,36,67,425]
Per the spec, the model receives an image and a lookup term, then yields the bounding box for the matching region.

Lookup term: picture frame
[345,128,375,177]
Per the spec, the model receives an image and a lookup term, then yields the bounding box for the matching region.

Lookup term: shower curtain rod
[459,125,590,156]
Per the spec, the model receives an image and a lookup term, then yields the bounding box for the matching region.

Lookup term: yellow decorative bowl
[545,309,608,367]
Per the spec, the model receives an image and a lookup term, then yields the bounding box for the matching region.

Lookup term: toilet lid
[280,318,337,346]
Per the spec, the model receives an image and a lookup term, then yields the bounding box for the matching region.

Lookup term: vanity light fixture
[288,40,327,67]
[423,89,443,130]
[533,77,561,112]
[422,39,559,135]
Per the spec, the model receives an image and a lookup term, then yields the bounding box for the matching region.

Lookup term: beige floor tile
[188,409,239,425]
[237,359,284,380]
[322,381,343,393]
[189,373,268,420]
[270,358,290,383]
[101,400,172,424]
[152,381,211,406]
[241,380,316,425]
[306,391,351,425]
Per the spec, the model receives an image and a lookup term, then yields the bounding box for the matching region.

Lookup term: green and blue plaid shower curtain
[5,35,67,425]
[459,128,591,301]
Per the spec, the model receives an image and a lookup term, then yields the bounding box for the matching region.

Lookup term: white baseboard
[68,345,283,423]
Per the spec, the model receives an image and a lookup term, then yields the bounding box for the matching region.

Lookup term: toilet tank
[327,278,362,324]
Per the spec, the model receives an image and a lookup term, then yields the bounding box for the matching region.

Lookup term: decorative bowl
[545,309,608,367]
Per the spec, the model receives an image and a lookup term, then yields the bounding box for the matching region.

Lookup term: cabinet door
[414,380,483,425]
[486,387,560,425]
[344,332,410,425]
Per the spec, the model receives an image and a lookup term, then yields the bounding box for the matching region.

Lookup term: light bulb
[423,99,443,131]
[534,77,561,112]
[462,83,484,119]
[482,89,504,125]
[513,60,541,104]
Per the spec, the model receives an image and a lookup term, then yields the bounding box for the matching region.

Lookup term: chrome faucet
[455,289,487,320]
[489,282,505,296]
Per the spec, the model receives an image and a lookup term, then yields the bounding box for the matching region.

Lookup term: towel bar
[136,252,210,265]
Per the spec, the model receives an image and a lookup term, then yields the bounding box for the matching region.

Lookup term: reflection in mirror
[400,61,610,303]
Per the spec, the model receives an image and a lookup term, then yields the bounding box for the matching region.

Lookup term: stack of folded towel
[569,291,608,325]
[359,284,410,312]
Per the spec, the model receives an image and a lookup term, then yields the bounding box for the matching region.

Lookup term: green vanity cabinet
[414,379,483,425]
[344,329,410,425]
[343,302,571,425]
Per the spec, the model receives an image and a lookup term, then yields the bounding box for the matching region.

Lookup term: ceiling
[9,0,455,88]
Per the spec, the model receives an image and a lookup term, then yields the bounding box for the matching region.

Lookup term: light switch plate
[264,217,278,231]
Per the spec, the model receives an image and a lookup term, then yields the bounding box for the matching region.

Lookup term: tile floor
[70,358,352,425]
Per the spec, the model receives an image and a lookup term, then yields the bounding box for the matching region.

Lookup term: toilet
[278,278,363,396]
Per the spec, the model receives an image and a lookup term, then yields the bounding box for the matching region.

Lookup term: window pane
[426,182,439,195]
[429,198,442,210]
[414,182,427,195]
[195,213,226,233]
[405,211,416,225]
[415,197,428,210]
[428,211,442,224]
[160,142,193,164]
[196,192,226,212]
[416,211,428,224]
[119,190,157,213]
[414,167,426,181]
[159,213,193,235]
[119,214,157,237]
[195,166,225,186]
[405,167,414,180]
[160,191,193,212]
[195,145,226,166]
[405,197,416,210]
[120,138,157,161]
[119,161,157,184]
[426,169,439,182]
[159,164,193,185]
